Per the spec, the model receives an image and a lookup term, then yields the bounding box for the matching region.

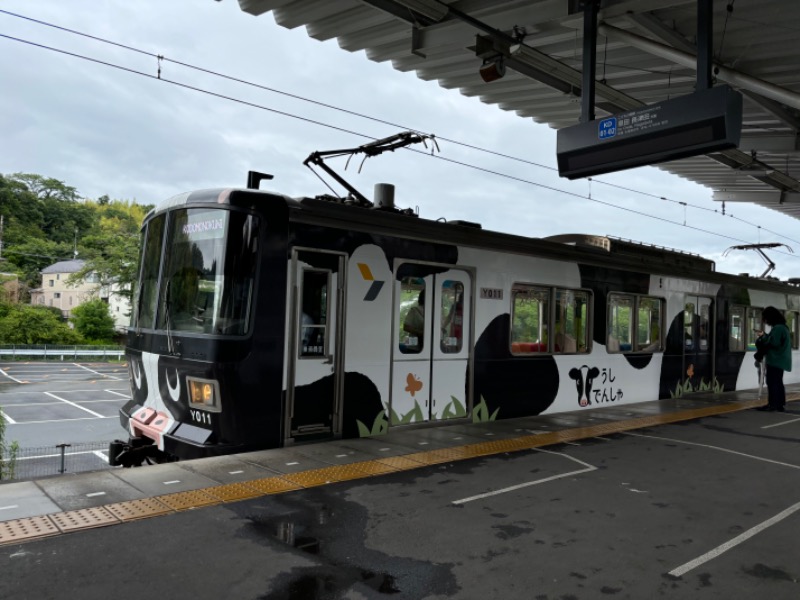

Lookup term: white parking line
[0,410,15,424]
[0,368,24,384]
[44,391,105,419]
[761,417,800,430]
[624,432,800,470]
[452,449,598,505]
[93,450,109,463]
[669,500,800,577]
[86,492,106,498]
[106,389,130,399]
[74,363,122,380]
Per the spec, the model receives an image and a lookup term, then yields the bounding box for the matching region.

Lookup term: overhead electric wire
[2,10,799,260]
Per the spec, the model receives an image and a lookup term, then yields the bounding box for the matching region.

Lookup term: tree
[0,305,82,344]
[72,199,149,303]
[0,409,18,481]
[71,299,116,342]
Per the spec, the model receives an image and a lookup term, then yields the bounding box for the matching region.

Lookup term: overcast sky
[1,1,799,279]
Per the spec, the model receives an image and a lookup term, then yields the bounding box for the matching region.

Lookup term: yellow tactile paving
[247,476,302,495]
[374,455,427,470]
[1,393,796,545]
[204,482,265,503]
[348,460,399,476]
[50,507,120,532]
[155,489,221,511]
[105,497,173,521]
[0,516,59,545]
[280,464,370,487]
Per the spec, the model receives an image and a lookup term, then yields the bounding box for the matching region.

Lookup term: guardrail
[0,345,125,360]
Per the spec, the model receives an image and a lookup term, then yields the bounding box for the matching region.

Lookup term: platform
[1,385,797,547]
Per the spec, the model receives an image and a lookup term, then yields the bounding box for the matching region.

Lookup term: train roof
[148,186,800,293]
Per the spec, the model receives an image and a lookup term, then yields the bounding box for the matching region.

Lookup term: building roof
[238,0,800,220]
[41,259,85,274]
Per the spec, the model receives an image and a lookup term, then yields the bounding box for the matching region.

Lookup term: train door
[287,250,345,441]
[391,266,472,424]
[683,295,714,390]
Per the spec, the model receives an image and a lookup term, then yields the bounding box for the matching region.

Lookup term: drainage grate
[0,516,59,545]
[105,497,173,521]
[155,489,220,511]
[50,507,119,533]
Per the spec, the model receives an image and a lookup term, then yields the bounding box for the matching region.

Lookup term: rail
[0,345,124,360]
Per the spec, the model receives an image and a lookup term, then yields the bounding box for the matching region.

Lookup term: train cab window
[786,310,800,350]
[399,277,426,354]
[158,208,260,336]
[511,285,550,354]
[299,270,328,357]
[729,305,745,352]
[134,214,166,329]
[746,306,763,350]
[608,293,664,353]
[554,289,590,353]
[440,280,464,354]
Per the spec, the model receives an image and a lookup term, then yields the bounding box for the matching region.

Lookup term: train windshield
[147,208,259,336]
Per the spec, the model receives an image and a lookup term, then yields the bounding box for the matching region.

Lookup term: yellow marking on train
[357,262,374,281]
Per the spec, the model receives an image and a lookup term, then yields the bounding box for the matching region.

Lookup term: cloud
[1,1,799,279]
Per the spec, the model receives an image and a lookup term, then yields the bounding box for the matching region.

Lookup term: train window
[607,293,664,353]
[607,294,633,352]
[729,305,745,351]
[554,289,590,353]
[786,310,800,350]
[697,297,712,353]
[511,285,550,354]
[399,277,425,354]
[134,214,166,329]
[440,280,464,354]
[683,302,695,351]
[300,270,328,357]
[636,297,663,352]
[746,306,763,350]
[157,208,259,336]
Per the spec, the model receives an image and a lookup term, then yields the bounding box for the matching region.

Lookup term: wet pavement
[0,386,799,599]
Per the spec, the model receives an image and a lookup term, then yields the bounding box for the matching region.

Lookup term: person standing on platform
[754,306,792,412]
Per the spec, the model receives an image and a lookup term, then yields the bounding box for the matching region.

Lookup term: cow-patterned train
[110,176,800,466]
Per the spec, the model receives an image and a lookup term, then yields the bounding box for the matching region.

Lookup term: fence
[1,442,113,482]
[0,345,124,360]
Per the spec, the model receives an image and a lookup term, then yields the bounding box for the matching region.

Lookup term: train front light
[187,376,221,411]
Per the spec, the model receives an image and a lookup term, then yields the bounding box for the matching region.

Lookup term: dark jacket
[755,323,793,372]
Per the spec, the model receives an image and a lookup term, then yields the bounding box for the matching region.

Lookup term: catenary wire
[1,24,799,259]
[2,8,796,245]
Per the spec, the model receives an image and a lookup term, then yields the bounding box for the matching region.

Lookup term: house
[29,259,131,331]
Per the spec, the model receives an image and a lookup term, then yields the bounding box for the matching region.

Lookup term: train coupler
[108,437,168,467]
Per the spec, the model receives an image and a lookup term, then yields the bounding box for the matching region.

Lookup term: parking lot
[0,362,131,475]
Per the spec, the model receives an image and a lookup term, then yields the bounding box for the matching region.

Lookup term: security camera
[479,57,505,83]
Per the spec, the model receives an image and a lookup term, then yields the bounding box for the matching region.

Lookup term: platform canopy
[236,0,800,220]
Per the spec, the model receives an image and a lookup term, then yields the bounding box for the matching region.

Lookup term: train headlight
[186,376,221,412]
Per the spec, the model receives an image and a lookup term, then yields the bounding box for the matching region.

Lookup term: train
[110,135,800,466]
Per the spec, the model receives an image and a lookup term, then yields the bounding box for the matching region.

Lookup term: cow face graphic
[568,366,600,407]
